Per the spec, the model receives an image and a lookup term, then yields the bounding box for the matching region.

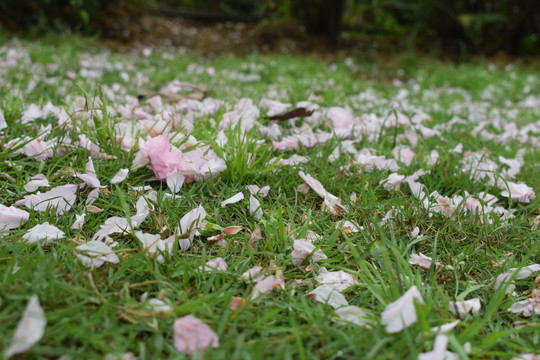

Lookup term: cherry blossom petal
[173,315,219,354]
[409,253,442,269]
[23,176,50,192]
[508,290,540,317]
[178,205,207,250]
[494,264,540,294]
[23,222,64,244]
[221,192,244,207]
[166,172,185,193]
[315,267,358,292]
[135,231,174,263]
[246,185,270,197]
[17,184,77,215]
[110,169,129,184]
[500,182,536,203]
[335,305,370,327]
[0,204,29,230]
[251,274,285,300]
[381,286,424,333]
[0,108,6,129]
[76,241,120,268]
[242,266,264,282]
[71,214,86,230]
[448,298,481,318]
[5,295,47,358]
[291,239,327,267]
[307,284,348,308]
[418,334,449,360]
[202,257,228,272]
[249,195,262,220]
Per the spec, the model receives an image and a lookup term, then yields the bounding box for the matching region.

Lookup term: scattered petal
[448,298,481,318]
[335,305,370,327]
[23,222,64,244]
[110,169,129,184]
[0,204,29,230]
[418,334,449,360]
[76,241,120,268]
[221,192,244,207]
[5,295,47,358]
[202,257,228,272]
[409,253,442,269]
[307,284,348,308]
[291,239,327,267]
[173,315,219,354]
[71,213,86,230]
[381,286,424,333]
[249,195,262,220]
[315,267,358,292]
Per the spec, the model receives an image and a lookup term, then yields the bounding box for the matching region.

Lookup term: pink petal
[291,239,327,267]
[202,257,228,272]
[307,284,348,308]
[221,192,244,207]
[5,296,47,358]
[0,204,29,230]
[23,175,50,192]
[315,268,358,292]
[381,286,424,333]
[18,184,77,215]
[110,169,129,184]
[251,274,284,299]
[23,222,64,244]
[173,315,219,354]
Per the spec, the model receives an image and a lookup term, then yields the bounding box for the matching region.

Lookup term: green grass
[0,35,539,359]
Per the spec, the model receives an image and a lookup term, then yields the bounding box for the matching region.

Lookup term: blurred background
[0,0,539,59]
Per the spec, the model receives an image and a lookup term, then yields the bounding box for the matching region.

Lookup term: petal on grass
[23,222,64,244]
[381,286,424,333]
[70,214,86,230]
[201,257,228,272]
[76,241,120,268]
[221,192,244,207]
[335,305,370,327]
[315,267,358,292]
[307,284,348,308]
[5,295,47,358]
[110,168,129,184]
[291,239,327,267]
[409,253,442,269]
[448,298,481,318]
[417,334,449,360]
[166,172,185,193]
[251,274,284,300]
[18,184,77,215]
[249,195,262,220]
[173,315,219,354]
[0,204,29,230]
[23,176,50,192]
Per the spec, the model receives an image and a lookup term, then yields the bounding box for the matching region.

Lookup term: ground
[0,35,539,359]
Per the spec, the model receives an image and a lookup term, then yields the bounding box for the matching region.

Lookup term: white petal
[381,286,424,333]
[0,204,29,230]
[418,334,449,360]
[315,268,358,292]
[307,284,348,308]
[166,172,185,193]
[76,241,120,268]
[71,214,86,230]
[23,222,64,244]
[110,169,129,184]
[5,295,47,358]
[335,305,370,327]
[221,192,244,207]
[448,298,481,318]
[249,195,262,219]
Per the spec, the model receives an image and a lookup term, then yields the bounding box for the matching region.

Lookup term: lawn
[0,35,539,359]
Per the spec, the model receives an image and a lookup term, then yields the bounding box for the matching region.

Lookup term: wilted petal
[251,274,284,299]
[335,305,370,327]
[23,222,64,244]
[315,267,358,292]
[500,182,536,203]
[0,204,29,230]
[381,286,424,333]
[110,169,129,184]
[418,334,449,360]
[76,241,120,268]
[307,284,348,308]
[19,184,77,215]
[173,315,219,354]
[221,192,244,207]
[5,295,47,358]
[202,257,228,272]
[291,239,327,267]
[23,176,50,192]
[249,195,262,219]
[508,290,540,317]
[71,214,86,230]
[448,298,481,318]
[166,172,185,193]
[409,253,442,269]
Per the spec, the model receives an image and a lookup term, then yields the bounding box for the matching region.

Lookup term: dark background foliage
[0,0,538,56]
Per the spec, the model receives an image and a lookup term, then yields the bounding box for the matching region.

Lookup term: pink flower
[173,315,219,354]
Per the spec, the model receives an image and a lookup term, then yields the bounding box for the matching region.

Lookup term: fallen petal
[173,315,219,354]
[5,295,47,358]
[381,286,424,333]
